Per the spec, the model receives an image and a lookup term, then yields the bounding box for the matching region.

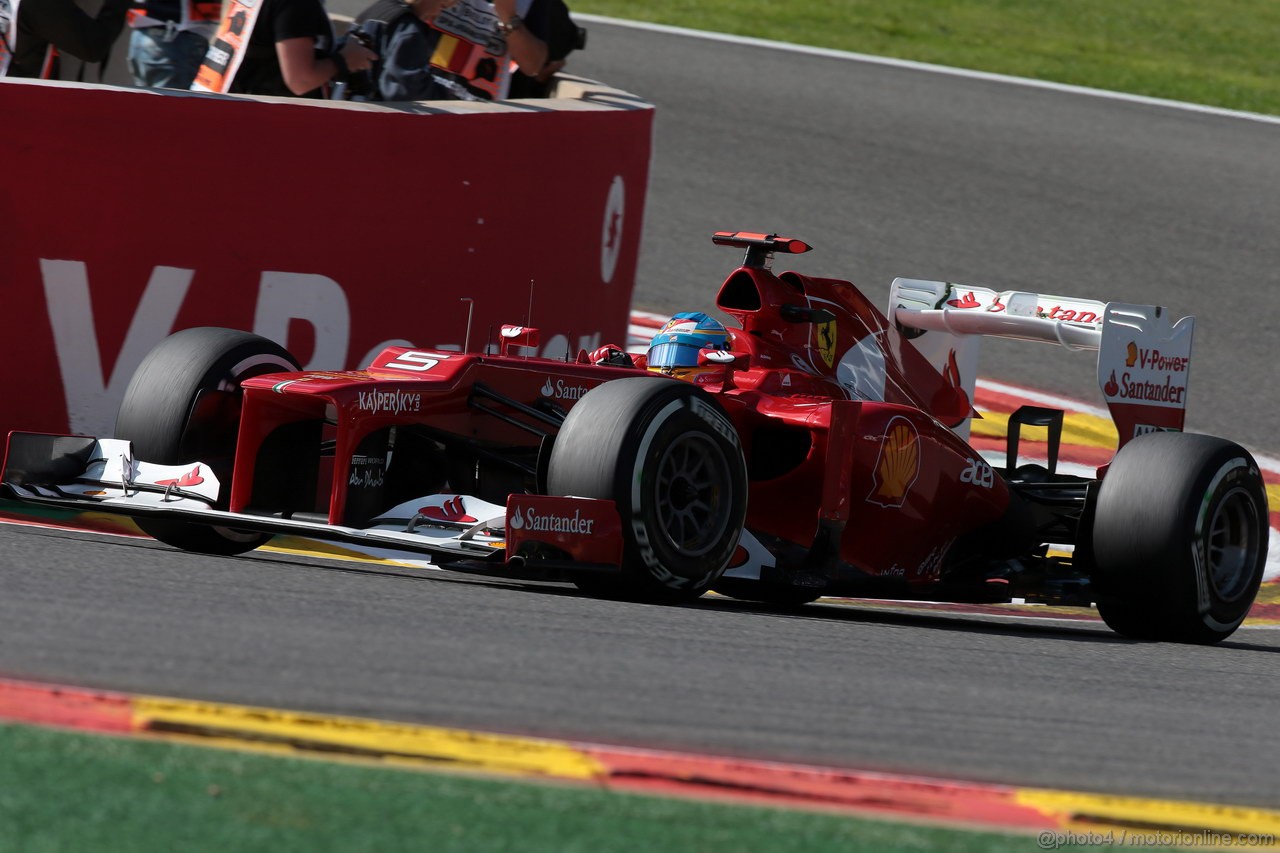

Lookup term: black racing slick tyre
[1091,432,1269,644]
[115,327,301,556]
[547,377,748,602]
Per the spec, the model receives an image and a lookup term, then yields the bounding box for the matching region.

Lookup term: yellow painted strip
[1016,788,1280,837]
[260,537,427,568]
[1267,483,1280,514]
[1257,584,1280,606]
[971,411,1118,450]
[130,697,606,781]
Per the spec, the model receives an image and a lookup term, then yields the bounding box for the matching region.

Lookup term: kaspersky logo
[357,389,422,415]
[867,416,921,508]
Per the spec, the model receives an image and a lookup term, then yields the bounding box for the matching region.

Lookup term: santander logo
[510,506,595,535]
[420,497,477,524]
[540,378,590,400]
[156,465,205,488]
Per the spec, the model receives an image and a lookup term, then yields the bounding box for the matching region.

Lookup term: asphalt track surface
[5,17,1280,812]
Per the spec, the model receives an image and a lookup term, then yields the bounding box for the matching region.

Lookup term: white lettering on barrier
[252,272,351,370]
[40,261,614,438]
[360,339,416,369]
[601,175,625,285]
[40,260,193,436]
[40,261,356,437]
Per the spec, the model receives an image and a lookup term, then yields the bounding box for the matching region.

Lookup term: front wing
[1,432,624,582]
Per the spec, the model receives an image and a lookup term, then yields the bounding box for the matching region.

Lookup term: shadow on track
[11,518,1276,653]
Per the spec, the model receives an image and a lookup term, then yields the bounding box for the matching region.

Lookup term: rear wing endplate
[889,279,1194,453]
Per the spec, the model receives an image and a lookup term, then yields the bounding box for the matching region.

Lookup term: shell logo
[867,417,921,508]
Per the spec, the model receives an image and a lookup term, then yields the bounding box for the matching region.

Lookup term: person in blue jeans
[128,0,219,89]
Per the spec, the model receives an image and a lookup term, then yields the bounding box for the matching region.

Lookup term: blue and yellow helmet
[647,312,729,379]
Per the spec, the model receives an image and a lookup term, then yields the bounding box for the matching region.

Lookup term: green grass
[0,723,1041,852]
[573,0,1280,115]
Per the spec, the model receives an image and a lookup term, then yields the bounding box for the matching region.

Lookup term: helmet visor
[647,341,706,369]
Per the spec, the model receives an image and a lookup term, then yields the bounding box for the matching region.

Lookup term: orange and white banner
[190,0,264,93]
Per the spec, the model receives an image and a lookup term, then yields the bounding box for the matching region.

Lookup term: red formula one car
[2,232,1269,643]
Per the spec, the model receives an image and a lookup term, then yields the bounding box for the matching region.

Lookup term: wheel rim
[654,432,734,558]
[1206,486,1260,603]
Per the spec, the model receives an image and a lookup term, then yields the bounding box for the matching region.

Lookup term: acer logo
[510,507,595,535]
[960,457,994,489]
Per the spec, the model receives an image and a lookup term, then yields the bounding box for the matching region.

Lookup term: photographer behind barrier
[344,0,584,102]
[191,0,376,97]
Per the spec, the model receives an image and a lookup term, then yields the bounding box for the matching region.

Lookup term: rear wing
[889,279,1194,453]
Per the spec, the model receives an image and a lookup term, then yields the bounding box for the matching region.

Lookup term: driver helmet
[647,312,730,381]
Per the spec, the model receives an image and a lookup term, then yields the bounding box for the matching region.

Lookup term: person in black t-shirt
[229,0,375,97]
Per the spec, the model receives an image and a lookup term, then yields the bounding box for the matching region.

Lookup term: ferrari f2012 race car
[2,232,1269,643]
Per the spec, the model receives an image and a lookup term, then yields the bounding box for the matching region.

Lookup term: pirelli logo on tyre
[689,396,739,449]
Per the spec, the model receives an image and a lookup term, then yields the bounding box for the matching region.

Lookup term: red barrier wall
[0,77,652,437]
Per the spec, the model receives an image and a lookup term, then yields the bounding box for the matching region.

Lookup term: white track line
[576,13,1280,127]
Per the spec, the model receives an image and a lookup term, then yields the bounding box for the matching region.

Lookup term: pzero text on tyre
[547,376,748,601]
[1091,431,1268,644]
[115,327,300,556]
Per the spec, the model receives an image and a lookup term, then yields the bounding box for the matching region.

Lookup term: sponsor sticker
[960,457,994,489]
[348,454,385,489]
[540,378,590,400]
[815,319,837,368]
[508,506,596,535]
[419,496,477,524]
[356,389,422,415]
[867,416,921,508]
[946,290,1103,325]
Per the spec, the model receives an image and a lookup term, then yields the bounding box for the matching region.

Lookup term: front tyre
[547,377,748,601]
[1091,432,1268,643]
[115,327,301,556]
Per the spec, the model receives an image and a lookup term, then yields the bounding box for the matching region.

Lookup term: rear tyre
[547,377,747,602]
[1091,432,1268,643]
[115,327,301,555]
